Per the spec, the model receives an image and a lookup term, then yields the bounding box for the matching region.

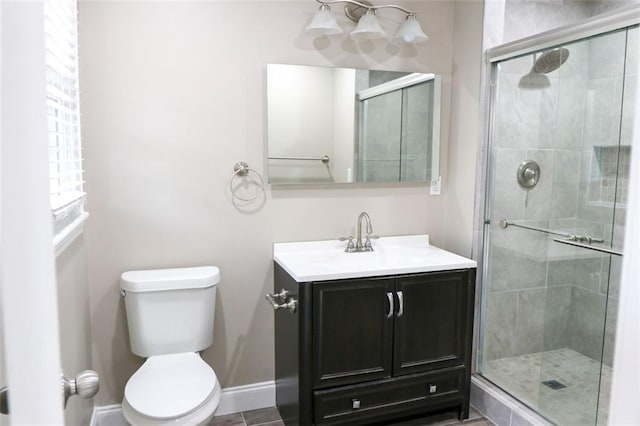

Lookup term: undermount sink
[273,234,477,281]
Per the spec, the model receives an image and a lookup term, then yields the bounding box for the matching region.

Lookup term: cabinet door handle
[396,291,404,318]
[386,292,394,318]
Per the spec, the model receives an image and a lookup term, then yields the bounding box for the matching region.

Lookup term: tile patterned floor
[483,347,612,426]
[208,407,284,426]
[208,406,493,426]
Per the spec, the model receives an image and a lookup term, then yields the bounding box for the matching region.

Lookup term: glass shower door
[357,79,437,182]
[402,81,435,181]
[358,89,403,182]
[479,26,633,426]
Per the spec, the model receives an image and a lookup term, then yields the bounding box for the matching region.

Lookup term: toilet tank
[120,266,220,358]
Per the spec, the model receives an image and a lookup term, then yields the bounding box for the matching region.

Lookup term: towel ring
[230,162,264,202]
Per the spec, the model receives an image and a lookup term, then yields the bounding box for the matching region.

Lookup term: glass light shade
[351,9,387,40]
[393,14,428,44]
[305,4,343,36]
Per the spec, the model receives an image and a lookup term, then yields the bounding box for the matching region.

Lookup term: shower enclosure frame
[473,4,640,424]
[356,74,442,183]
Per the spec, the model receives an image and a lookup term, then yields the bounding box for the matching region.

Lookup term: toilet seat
[124,352,217,420]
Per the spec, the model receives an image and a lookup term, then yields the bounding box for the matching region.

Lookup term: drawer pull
[428,384,437,394]
[352,398,361,409]
[386,292,394,318]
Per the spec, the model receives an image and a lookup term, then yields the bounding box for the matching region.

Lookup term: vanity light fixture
[306,0,428,44]
[305,3,344,35]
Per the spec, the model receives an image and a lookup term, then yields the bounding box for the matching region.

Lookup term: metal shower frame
[473,0,640,397]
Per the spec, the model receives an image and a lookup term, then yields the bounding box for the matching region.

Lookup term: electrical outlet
[430,176,441,195]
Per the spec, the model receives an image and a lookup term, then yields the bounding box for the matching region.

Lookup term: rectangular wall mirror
[266,64,441,185]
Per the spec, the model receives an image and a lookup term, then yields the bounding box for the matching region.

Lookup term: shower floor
[482,348,612,426]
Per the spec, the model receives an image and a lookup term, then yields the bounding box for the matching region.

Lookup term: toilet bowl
[120,266,222,426]
[122,353,221,425]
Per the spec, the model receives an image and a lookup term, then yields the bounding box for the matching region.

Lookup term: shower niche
[478,25,635,426]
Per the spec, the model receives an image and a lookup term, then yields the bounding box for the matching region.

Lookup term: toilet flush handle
[62,370,100,408]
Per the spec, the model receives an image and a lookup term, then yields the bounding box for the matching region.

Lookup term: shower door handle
[552,238,623,256]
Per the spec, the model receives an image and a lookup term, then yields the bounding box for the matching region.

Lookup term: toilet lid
[125,352,217,419]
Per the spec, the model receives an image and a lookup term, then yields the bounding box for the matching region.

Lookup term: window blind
[44,0,85,235]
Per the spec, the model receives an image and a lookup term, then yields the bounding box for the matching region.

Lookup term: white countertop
[273,234,477,282]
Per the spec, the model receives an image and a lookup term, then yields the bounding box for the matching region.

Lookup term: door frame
[1,1,65,423]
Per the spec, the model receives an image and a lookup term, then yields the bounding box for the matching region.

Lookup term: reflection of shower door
[357,81,434,182]
[478,27,634,426]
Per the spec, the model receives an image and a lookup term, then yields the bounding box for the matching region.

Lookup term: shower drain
[542,380,567,390]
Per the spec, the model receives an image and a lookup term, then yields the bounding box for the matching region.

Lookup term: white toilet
[120,266,222,425]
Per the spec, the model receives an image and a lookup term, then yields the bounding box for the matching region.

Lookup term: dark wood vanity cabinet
[273,264,475,425]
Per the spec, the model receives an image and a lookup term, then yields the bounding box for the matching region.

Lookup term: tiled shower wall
[483,26,636,368]
[356,70,434,183]
[501,0,640,46]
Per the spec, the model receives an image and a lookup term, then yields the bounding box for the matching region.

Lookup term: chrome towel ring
[230,162,264,202]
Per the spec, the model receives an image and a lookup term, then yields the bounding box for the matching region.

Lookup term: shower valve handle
[523,168,538,180]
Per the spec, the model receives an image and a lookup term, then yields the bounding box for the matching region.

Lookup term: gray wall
[78,0,484,406]
[444,0,484,258]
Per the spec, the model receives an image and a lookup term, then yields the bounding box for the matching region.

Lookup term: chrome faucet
[339,211,379,253]
[356,211,373,251]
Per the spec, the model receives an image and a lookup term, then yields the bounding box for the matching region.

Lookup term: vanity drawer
[313,368,465,425]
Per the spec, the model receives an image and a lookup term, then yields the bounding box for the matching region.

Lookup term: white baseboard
[90,380,276,426]
[215,380,275,416]
[91,404,128,426]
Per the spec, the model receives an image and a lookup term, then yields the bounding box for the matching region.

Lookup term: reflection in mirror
[267,64,441,185]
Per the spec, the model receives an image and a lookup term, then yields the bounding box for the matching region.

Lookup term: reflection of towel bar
[268,155,330,164]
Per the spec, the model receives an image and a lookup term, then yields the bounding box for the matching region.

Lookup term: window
[45,0,87,251]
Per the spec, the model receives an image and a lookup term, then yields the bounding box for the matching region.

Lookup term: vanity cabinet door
[392,270,471,376]
[312,278,395,389]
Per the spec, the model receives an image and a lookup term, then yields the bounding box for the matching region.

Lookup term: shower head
[518,53,551,89]
[518,70,550,89]
[533,48,570,74]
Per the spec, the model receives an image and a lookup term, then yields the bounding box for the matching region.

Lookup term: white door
[1,1,66,423]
